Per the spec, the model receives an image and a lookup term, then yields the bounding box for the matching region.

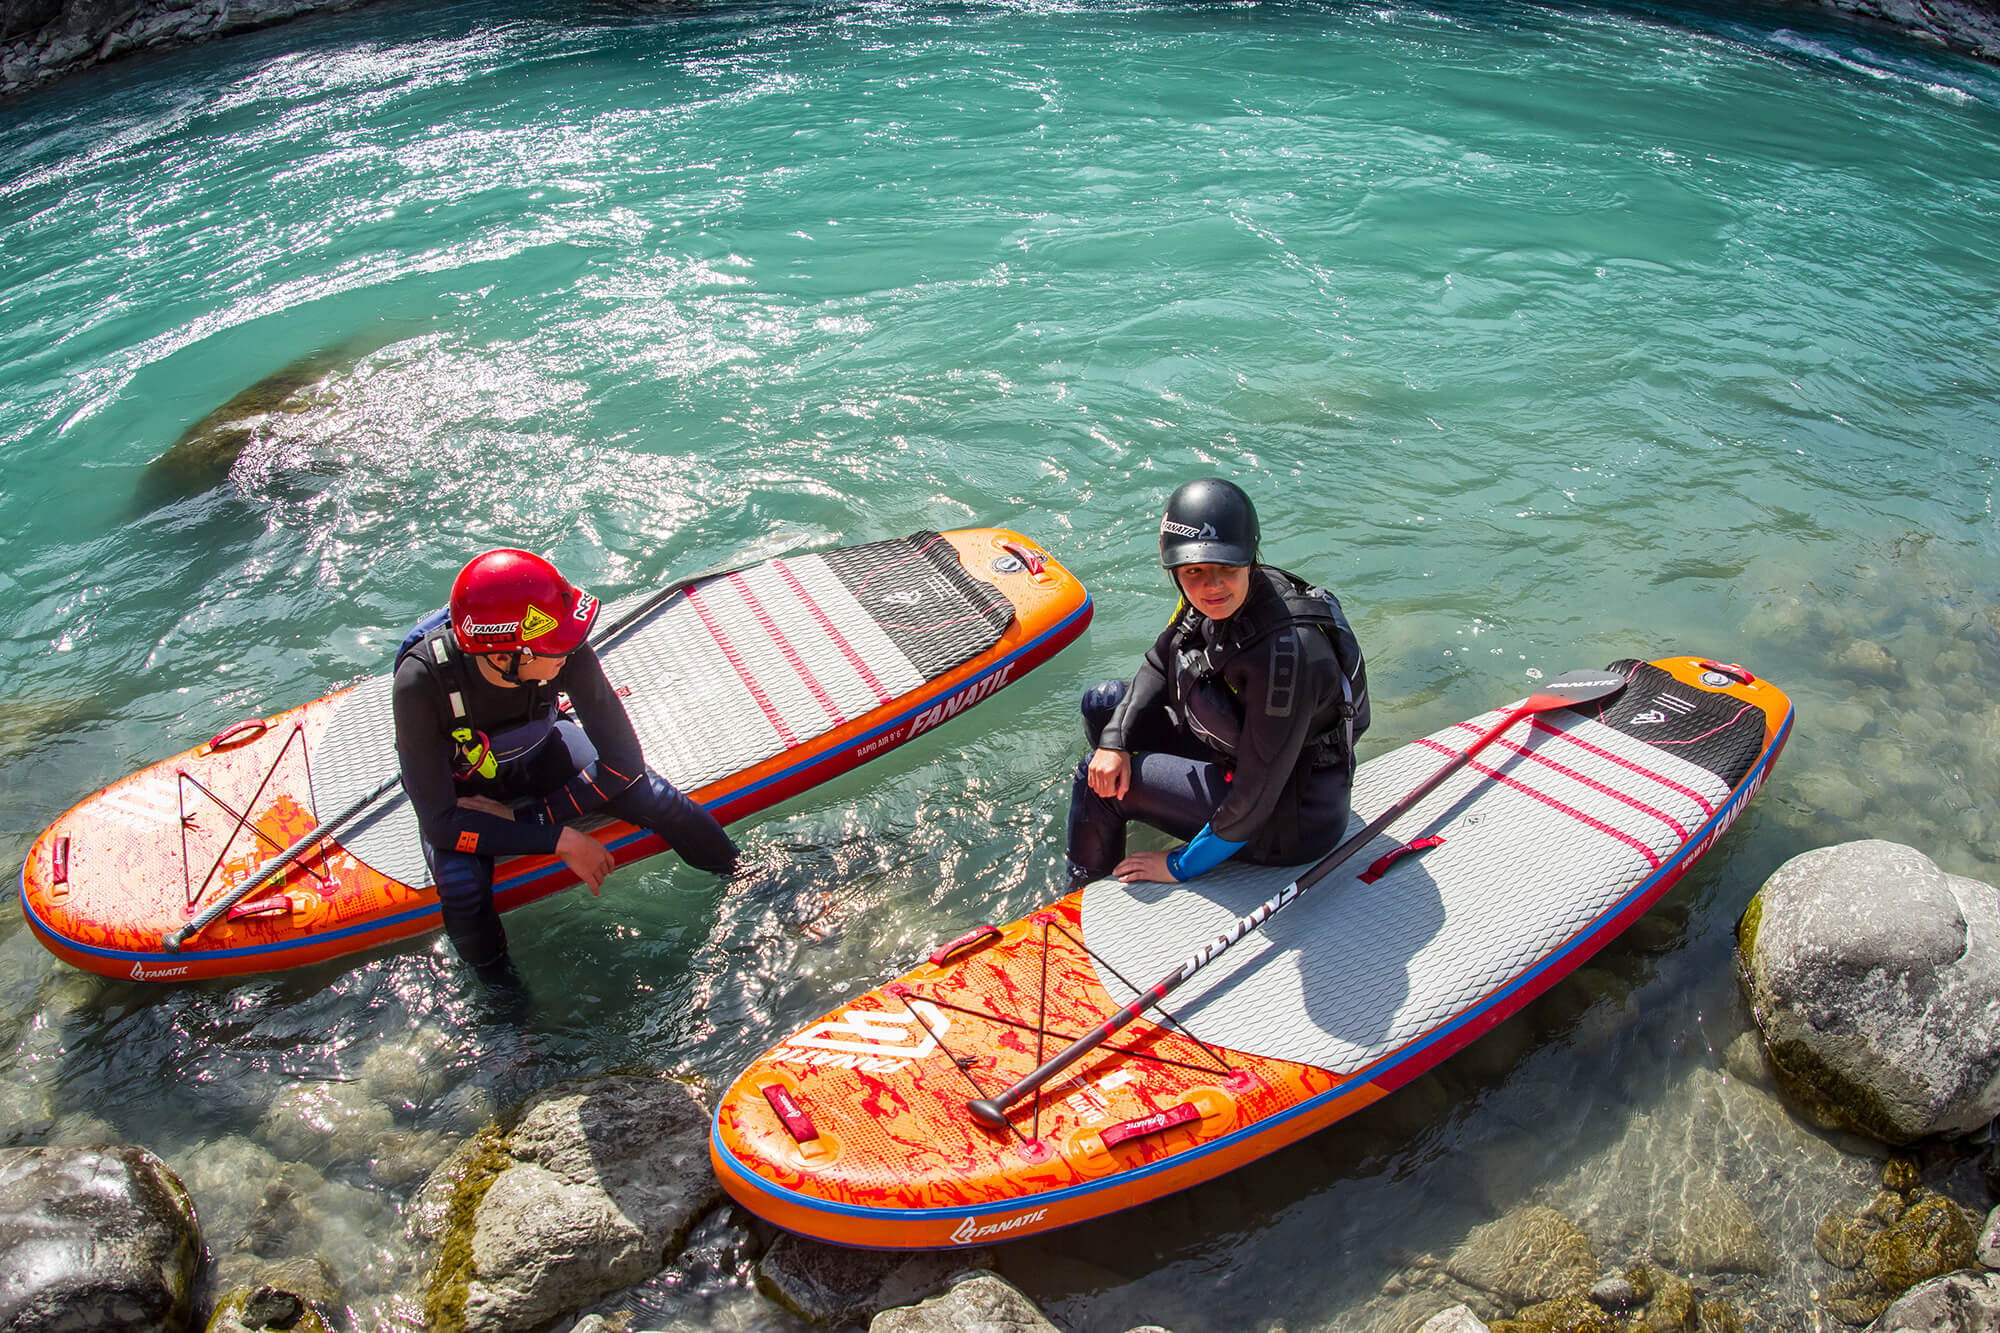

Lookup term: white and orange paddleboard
[711,656,1791,1248]
[21,529,1091,982]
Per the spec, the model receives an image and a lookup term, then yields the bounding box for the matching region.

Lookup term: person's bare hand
[556,826,615,895]
[1086,748,1131,799]
[1113,850,1176,883]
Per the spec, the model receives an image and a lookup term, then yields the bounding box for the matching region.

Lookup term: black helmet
[1159,478,1259,569]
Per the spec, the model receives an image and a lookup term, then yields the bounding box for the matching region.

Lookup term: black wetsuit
[1066,566,1367,885]
[392,637,737,978]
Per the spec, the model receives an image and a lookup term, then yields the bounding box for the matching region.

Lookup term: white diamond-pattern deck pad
[311,533,1017,887]
[1080,663,1765,1075]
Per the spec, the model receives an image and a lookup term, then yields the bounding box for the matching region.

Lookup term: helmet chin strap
[487,651,528,685]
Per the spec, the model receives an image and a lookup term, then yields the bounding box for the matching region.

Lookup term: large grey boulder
[1739,840,2000,1144]
[426,1074,720,1333]
[0,1144,204,1333]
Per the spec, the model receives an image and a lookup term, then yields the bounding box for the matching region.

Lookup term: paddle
[161,569,711,953]
[965,667,1630,1130]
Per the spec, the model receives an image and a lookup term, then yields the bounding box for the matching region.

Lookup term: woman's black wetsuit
[1065,566,1368,886]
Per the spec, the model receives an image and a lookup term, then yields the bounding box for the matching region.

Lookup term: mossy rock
[1858,1188,1905,1228]
[1760,1035,1915,1145]
[1821,1278,1892,1328]
[1694,1297,1746,1333]
[420,1125,515,1333]
[1736,890,1913,1145]
[1881,1156,1922,1194]
[204,1284,335,1333]
[1735,894,1763,979]
[1815,1210,1870,1270]
[1861,1189,1978,1295]
[1489,1289,1628,1333]
[1640,1267,1696,1333]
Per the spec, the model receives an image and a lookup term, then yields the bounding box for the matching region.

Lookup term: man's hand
[1086,747,1131,799]
[556,825,616,895]
[456,795,515,820]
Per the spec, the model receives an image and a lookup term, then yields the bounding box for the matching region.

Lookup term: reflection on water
[2,0,1999,1327]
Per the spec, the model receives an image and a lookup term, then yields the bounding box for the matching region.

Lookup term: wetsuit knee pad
[426,844,496,915]
[1080,680,1130,745]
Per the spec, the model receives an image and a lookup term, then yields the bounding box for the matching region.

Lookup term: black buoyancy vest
[1167,567,1370,862]
[395,607,560,777]
[1167,565,1370,768]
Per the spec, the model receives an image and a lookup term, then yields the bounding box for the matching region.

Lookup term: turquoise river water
[3,1,1999,1328]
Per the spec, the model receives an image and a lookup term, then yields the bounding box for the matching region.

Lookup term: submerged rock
[1815,1160,1984,1325]
[1492,1288,1625,1332]
[203,1254,341,1327]
[134,330,403,510]
[867,1269,1060,1332]
[1862,1191,1980,1295]
[203,1278,336,1333]
[0,1143,204,1333]
[1443,1205,1598,1309]
[754,1231,995,1326]
[1421,1305,1495,1333]
[1738,840,2000,1144]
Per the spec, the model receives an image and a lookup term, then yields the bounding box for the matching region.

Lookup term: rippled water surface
[3,1,1999,1328]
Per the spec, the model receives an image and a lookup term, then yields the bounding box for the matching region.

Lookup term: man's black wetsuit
[393,635,737,979]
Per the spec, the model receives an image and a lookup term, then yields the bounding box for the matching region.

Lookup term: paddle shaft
[966,670,1629,1129]
[160,570,707,952]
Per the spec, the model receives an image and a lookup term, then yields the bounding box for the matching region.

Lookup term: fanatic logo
[951,1208,1049,1244]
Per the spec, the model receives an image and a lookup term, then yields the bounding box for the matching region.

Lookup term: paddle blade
[1524,669,1629,711]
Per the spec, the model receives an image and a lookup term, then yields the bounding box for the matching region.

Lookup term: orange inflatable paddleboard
[21,529,1090,982]
[711,656,1791,1248]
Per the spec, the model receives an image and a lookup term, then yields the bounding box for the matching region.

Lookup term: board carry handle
[929,923,1002,967]
[202,717,270,754]
[160,565,727,955]
[995,539,1047,576]
[965,667,1631,1131]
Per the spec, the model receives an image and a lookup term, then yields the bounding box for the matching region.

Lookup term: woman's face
[1176,562,1253,620]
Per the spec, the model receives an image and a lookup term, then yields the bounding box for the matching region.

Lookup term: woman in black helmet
[1066,478,1370,887]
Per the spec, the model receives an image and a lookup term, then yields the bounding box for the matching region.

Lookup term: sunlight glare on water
[2,0,1999,1327]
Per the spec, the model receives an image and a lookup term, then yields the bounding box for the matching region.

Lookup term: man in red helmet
[392,549,738,986]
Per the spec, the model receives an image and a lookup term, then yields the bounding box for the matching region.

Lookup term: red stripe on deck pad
[773,559,893,706]
[1462,729,1691,842]
[727,572,845,727]
[1525,716,1719,817]
[686,585,799,749]
[1417,736,1664,870]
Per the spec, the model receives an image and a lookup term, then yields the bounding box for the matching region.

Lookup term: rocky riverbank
[3,0,2000,100]
[0,0,383,98]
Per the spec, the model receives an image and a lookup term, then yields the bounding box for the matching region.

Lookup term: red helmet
[449,550,599,656]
